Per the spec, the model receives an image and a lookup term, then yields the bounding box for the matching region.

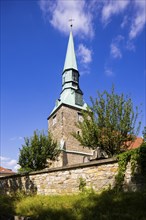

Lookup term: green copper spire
[63,31,78,71]
[49,29,87,115]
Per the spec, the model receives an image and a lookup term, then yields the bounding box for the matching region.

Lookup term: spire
[63,30,78,71]
[48,25,87,115]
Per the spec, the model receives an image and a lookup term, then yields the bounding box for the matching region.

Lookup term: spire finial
[69,18,74,30]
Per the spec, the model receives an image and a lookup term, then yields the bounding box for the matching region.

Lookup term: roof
[128,137,143,149]
[63,31,78,71]
[0,166,16,174]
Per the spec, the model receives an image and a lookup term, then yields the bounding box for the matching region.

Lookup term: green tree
[73,86,141,157]
[18,130,60,172]
[142,126,146,142]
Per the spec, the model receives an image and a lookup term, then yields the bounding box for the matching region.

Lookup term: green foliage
[142,126,146,142]
[79,177,86,192]
[137,142,146,174]
[1,190,146,220]
[115,142,146,190]
[73,86,141,156]
[18,130,60,172]
[0,194,15,218]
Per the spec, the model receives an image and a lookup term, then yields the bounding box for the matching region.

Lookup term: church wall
[48,104,92,166]
[0,159,145,195]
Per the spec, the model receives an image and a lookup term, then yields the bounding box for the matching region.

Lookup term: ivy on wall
[115,142,146,190]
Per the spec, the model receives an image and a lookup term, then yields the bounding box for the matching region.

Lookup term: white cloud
[0,156,10,161]
[10,136,23,141]
[39,0,94,38]
[110,43,122,59]
[102,0,130,23]
[39,0,145,41]
[110,34,135,60]
[39,0,145,67]
[76,44,92,75]
[121,15,128,28]
[129,0,146,39]
[39,0,94,74]
[110,35,124,59]
[77,44,92,64]
[6,159,17,166]
[126,40,135,51]
[0,156,19,172]
[39,0,56,14]
[14,164,21,172]
[101,0,146,40]
[104,67,114,77]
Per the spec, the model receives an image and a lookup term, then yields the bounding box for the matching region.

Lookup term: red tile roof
[0,166,16,174]
[128,137,143,150]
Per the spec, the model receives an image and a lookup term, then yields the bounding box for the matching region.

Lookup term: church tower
[48,29,92,167]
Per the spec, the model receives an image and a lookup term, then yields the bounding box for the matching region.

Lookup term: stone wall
[48,104,92,167]
[0,159,145,195]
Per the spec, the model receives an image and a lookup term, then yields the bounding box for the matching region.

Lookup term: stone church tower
[48,30,92,167]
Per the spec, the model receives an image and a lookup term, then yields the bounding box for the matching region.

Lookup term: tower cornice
[47,102,87,120]
[62,68,80,76]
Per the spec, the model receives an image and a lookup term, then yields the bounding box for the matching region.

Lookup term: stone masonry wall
[0,159,145,195]
[0,159,117,195]
[48,104,92,166]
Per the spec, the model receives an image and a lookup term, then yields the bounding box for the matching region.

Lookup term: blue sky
[1,0,146,171]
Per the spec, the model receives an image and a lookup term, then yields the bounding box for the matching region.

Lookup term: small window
[78,113,83,122]
[53,115,57,125]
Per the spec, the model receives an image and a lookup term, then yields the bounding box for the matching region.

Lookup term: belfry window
[72,72,78,82]
[72,82,77,88]
[75,92,83,106]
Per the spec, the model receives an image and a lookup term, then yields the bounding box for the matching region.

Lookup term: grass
[0,190,146,220]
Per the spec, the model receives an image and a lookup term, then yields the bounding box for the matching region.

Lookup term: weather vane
[69,18,74,29]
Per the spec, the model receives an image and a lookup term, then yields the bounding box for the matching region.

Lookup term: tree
[73,86,141,157]
[18,130,60,172]
[142,126,146,142]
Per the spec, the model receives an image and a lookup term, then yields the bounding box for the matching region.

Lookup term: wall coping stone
[0,158,117,180]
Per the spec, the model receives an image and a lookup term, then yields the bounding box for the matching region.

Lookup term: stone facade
[0,159,145,196]
[48,103,92,167]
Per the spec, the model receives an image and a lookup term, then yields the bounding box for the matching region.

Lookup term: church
[47,29,93,167]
